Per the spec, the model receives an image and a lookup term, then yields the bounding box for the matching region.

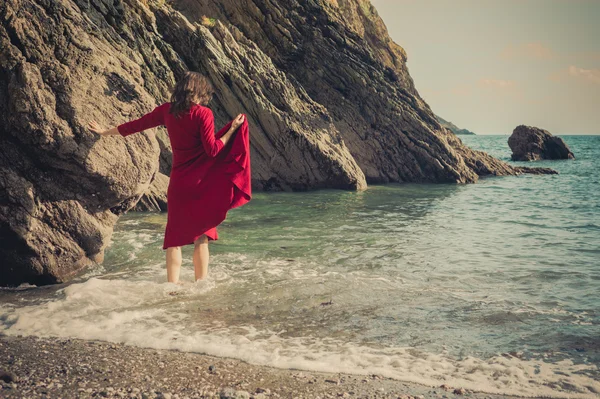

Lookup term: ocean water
[1,135,599,397]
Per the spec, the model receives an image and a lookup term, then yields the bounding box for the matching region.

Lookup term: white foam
[0,277,598,398]
[0,283,38,291]
[119,220,142,226]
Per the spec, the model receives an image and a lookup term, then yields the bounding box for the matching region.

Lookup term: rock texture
[132,172,169,212]
[0,0,167,285]
[171,0,554,183]
[508,125,575,161]
[0,0,554,286]
[436,115,475,135]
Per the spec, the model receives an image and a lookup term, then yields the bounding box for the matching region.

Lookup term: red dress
[117,103,252,249]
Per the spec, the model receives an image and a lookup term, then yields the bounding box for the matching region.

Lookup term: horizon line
[466,132,599,136]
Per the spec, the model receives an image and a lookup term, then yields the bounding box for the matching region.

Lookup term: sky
[370,0,600,134]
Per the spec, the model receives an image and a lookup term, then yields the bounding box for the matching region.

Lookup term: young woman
[89,72,252,283]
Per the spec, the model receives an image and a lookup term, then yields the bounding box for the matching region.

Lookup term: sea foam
[1,276,598,398]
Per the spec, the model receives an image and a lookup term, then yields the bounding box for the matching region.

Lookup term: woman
[89,72,252,283]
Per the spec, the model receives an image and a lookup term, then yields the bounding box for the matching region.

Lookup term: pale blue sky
[371,0,600,134]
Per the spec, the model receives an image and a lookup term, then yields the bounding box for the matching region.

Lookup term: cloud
[478,78,516,89]
[548,65,600,84]
[568,65,600,84]
[500,42,556,60]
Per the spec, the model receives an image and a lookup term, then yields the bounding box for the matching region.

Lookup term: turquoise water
[1,135,599,397]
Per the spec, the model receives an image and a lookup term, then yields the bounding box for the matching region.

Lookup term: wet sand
[0,335,539,399]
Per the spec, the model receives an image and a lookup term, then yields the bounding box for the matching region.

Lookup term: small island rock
[508,125,574,161]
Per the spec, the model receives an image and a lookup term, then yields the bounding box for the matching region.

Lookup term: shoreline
[0,335,538,399]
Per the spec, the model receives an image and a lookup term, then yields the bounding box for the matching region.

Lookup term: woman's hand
[89,121,106,135]
[231,114,245,130]
[218,114,246,147]
[89,121,119,136]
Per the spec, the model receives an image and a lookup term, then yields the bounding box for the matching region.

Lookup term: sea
[1,135,599,397]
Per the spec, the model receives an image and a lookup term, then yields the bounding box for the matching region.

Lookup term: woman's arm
[89,104,166,137]
[198,108,223,158]
[199,109,245,157]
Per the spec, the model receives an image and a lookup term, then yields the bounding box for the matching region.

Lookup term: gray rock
[235,391,251,399]
[220,387,252,399]
[220,387,236,399]
[508,125,574,161]
[171,0,551,184]
[0,0,163,286]
[218,387,251,399]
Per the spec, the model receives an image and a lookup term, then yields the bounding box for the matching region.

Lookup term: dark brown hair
[169,71,214,116]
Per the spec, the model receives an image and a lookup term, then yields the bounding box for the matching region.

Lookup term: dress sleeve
[117,104,166,137]
[198,108,224,157]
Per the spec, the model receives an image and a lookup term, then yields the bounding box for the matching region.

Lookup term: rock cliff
[0,0,553,286]
[435,115,476,135]
[508,125,575,161]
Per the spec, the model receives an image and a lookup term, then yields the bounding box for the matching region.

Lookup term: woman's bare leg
[166,246,182,283]
[193,235,209,281]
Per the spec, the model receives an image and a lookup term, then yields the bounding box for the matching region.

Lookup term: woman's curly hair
[169,71,214,117]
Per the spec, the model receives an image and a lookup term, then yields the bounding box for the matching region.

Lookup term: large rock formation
[0,0,554,286]
[436,115,475,135]
[508,125,575,161]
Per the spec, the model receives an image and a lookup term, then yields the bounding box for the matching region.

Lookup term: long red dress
[117,103,252,249]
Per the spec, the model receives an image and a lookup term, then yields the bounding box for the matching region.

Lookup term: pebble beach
[0,335,538,399]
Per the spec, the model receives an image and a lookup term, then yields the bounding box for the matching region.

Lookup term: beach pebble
[157,392,172,399]
[453,388,466,395]
[235,390,251,399]
[220,387,248,399]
